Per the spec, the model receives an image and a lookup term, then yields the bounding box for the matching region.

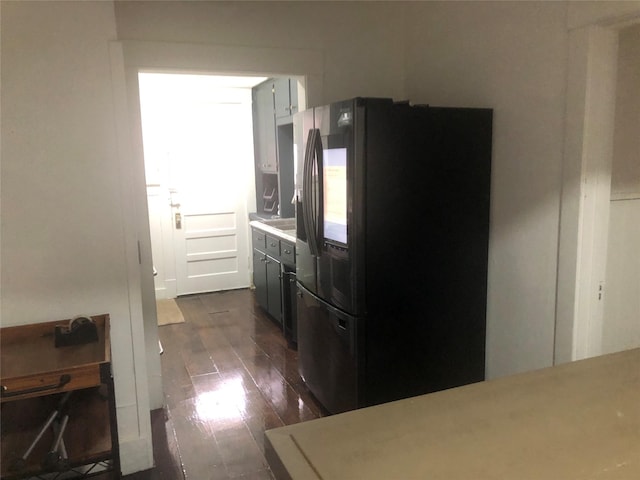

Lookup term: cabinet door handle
[1,374,71,398]
[283,249,291,254]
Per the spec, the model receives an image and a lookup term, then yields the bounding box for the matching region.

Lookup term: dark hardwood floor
[123,288,326,480]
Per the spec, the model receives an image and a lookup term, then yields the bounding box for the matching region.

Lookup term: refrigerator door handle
[312,128,324,252]
[309,128,319,255]
[303,128,317,256]
[304,128,323,257]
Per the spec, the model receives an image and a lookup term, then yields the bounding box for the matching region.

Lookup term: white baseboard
[119,435,154,476]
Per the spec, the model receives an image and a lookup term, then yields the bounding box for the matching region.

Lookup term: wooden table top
[1,315,109,380]
[266,348,640,480]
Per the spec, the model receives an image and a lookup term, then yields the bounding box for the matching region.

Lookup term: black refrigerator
[294,98,492,414]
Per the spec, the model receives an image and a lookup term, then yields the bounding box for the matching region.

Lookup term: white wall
[114,0,407,105]
[1,2,152,474]
[404,1,569,378]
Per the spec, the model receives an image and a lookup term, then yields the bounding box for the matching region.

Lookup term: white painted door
[602,197,640,354]
[140,74,256,296]
[171,187,249,295]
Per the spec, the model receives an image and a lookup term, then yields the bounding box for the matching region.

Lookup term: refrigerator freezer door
[296,283,361,414]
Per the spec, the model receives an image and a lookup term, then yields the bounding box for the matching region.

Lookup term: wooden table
[265,348,640,479]
[1,315,120,479]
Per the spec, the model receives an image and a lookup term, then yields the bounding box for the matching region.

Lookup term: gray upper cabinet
[288,80,298,117]
[252,77,299,216]
[253,78,299,174]
[253,80,277,173]
[273,78,298,121]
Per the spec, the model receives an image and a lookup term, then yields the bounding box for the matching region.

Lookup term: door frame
[146,184,177,299]
[555,12,640,364]
[121,40,322,300]
[117,38,323,401]
[139,76,258,298]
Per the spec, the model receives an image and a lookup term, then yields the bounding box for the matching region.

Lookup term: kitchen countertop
[250,219,296,244]
[265,348,640,480]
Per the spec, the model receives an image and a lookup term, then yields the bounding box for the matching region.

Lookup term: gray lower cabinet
[279,238,297,343]
[252,248,269,312]
[251,227,296,341]
[265,256,282,322]
[253,248,282,324]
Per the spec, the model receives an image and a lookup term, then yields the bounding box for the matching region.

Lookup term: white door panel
[602,198,640,354]
[175,208,249,295]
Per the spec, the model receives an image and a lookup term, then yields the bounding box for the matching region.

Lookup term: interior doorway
[138,72,267,298]
[556,17,640,364]
[601,23,640,355]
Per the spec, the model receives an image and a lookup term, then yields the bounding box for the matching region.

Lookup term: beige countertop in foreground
[265,348,640,479]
